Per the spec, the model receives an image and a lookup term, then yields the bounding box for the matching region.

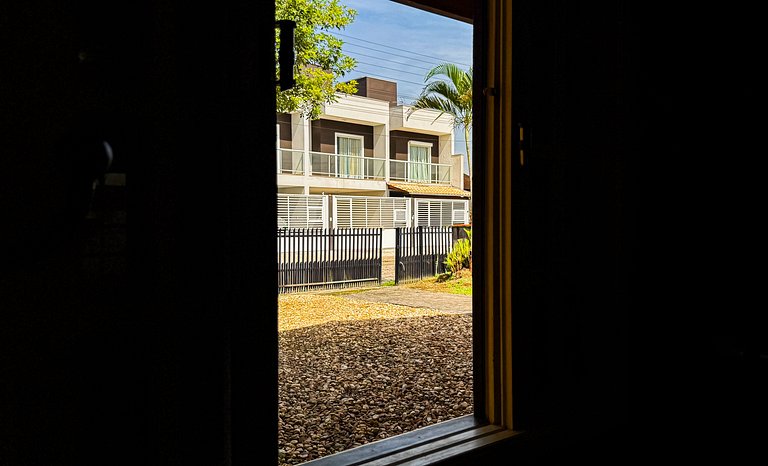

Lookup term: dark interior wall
[311,120,374,156]
[5,0,763,464]
[425,2,637,464]
[479,0,630,461]
[499,0,766,462]
[1,1,276,465]
[389,130,439,163]
[277,113,292,149]
[0,1,632,464]
[513,0,629,433]
[1,2,152,463]
[627,2,768,461]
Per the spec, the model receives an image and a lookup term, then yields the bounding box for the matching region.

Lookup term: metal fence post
[377,228,383,284]
[418,225,424,280]
[394,227,401,285]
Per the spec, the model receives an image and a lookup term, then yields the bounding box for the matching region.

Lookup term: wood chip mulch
[278,294,473,465]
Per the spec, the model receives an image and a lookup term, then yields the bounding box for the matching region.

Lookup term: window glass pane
[277,3,473,462]
[409,144,430,182]
[337,136,362,178]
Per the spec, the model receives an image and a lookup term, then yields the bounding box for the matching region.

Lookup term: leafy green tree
[276,0,358,119]
[407,64,473,189]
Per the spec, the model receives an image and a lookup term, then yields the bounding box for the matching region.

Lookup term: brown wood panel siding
[311,120,374,156]
[277,113,292,149]
[356,77,397,103]
[389,130,439,162]
[356,79,368,98]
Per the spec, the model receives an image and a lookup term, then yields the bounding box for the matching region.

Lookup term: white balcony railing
[389,159,451,184]
[309,152,385,180]
[276,149,304,175]
[278,149,452,185]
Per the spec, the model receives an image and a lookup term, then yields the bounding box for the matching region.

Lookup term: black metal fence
[395,226,461,284]
[277,228,382,293]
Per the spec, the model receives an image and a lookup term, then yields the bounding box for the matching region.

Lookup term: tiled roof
[386,182,471,198]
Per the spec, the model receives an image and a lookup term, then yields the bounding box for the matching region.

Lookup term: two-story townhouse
[276,77,470,231]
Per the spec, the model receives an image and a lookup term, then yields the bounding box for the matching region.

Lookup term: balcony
[389,159,451,184]
[277,150,452,185]
[309,152,385,180]
[277,149,304,175]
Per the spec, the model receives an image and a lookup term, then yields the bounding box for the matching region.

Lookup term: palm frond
[420,81,461,104]
[408,95,459,123]
[425,63,461,85]
[406,63,472,128]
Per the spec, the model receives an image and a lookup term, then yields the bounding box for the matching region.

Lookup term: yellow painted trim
[483,0,498,426]
[482,0,514,430]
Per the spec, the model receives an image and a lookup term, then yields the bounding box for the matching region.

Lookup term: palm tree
[406,63,473,193]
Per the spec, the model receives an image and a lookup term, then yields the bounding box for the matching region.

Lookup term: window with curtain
[408,142,431,182]
[336,134,363,178]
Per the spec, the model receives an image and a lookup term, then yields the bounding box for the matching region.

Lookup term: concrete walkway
[342,287,472,314]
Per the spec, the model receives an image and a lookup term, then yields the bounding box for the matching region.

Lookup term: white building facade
[276,77,470,232]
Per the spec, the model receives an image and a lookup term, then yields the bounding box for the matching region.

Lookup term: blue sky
[329,0,473,163]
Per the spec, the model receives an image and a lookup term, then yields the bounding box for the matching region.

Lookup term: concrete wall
[451,154,464,189]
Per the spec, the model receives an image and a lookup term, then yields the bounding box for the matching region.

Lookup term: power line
[341,42,459,69]
[355,61,431,79]
[349,69,434,88]
[334,32,471,67]
[346,51,434,72]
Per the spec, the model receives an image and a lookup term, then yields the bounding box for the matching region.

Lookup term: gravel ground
[278,294,473,465]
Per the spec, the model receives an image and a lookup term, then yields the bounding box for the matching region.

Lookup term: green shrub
[444,233,472,274]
